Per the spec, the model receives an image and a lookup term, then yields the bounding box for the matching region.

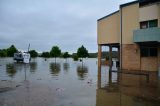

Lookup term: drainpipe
[120,7,123,70]
[119,7,123,106]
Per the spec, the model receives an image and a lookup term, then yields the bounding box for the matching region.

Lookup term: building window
[140,21,148,29]
[141,48,148,57]
[141,47,157,57]
[149,20,158,28]
[140,19,158,29]
[139,0,159,7]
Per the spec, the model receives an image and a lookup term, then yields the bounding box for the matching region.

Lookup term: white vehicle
[14,52,31,63]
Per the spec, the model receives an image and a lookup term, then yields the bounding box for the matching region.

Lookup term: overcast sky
[0,0,134,53]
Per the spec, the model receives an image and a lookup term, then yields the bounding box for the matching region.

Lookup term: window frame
[140,47,158,57]
[140,19,158,29]
[148,19,158,28]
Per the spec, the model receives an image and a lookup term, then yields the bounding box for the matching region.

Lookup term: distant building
[97,0,160,71]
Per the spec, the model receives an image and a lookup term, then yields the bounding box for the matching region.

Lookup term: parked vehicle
[14,52,31,63]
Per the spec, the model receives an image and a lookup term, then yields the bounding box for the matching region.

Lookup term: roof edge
[97,10,119,21]
[120,0,139,8]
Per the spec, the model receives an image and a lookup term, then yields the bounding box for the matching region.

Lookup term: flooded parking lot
[0,58,160,106]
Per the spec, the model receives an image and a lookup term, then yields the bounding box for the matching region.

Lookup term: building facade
[97,0,160,71]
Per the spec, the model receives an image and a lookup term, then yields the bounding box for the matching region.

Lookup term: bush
[41,52,50,58]
[29,50,38,57]
[73,55,78,61]
[0,49,7,57]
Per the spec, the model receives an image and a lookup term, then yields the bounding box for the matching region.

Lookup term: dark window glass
[150,48,157,56]
[140,21,148,29]
[149,20,158,28]
[141,47,157,57]
[141,47,149,57]
[140,19,158,29]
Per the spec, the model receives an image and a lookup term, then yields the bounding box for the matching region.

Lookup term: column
[98,45,102,68]
[109,45,112,67]
[97,67,101,89]
[117,46,120,68]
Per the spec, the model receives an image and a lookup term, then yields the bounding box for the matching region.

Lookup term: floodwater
[0,58,160,106]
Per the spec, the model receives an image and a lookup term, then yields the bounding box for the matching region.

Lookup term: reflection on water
[96,67,160,106]
[6,62,37,78]
[63,63,69,71]
[30,62,37,73]
[0,58,97,106]
[77,65,88,80]
[1,58,160,106]
[50,62,61,76]
[63,62,69,72]
[6,63,17,78]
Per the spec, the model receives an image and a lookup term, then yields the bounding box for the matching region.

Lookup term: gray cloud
[0,0,134,53]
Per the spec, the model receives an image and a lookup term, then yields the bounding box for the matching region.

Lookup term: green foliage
[29,50,38,57]
[63,52,70,59]
[6,45,18,57]
[77,45,89,58]
[88,53,97,58]
[0,49,7,57]
[50,46,61,57]
[41,52,50,58]
[73,55,78,61]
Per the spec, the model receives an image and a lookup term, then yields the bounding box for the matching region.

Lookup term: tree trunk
[82,58,83,69]
[55,57,56,63]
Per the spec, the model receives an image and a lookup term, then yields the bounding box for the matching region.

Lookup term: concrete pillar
[118,47,120,62]
[98,45,102,68]
[117,46,120,68]
[109,45,112,67]
[98,67,101,89]
[117,46,120,81]
[120,44,122,70]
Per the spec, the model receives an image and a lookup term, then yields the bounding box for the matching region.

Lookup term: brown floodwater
[0,58,160,106]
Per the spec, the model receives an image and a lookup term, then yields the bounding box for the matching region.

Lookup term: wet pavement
[0,58,160,106]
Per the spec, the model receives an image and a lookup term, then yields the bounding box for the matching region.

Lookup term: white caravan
[14,52,31,63]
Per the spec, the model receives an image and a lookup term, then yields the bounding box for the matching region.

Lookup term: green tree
[73,54,78,61]
[41,52,50,58]
[63,52,70,61]
[50,46,61,62]
[77,45,89,66]
[0,50,6,57]
[29,50,38,57]
[7,45,18,57]
[0,49,7,57]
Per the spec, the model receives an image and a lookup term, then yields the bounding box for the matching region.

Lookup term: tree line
[0,45,89,61]
[0,45,18,57]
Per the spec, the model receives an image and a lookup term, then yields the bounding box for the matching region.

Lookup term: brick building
[97,0,160,71]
